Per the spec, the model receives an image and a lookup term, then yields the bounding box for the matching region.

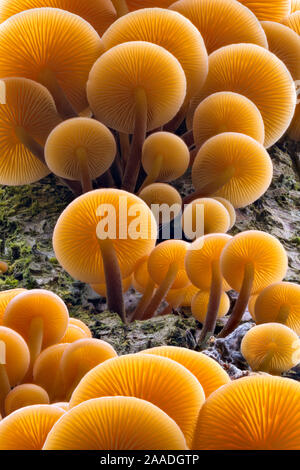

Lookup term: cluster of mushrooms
[0,0,300,451]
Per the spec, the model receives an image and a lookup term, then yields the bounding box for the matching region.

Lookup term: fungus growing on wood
[139,183,182,225]
[182,198,230,239]
[45,118,116,193]
[238,0,291,22]
[0,289,26,325]
[53,189,157,322]
[193,375,300,450]
[44,396,187,450]
[191,290,230,325]
[4,384,49,416]
[241,323,300,375]
[87,41,186,192]
[69,353,205,447]
[170,0,268,54]
[219,231,288,338]
[254,282,300,334]
[0,8,103,118]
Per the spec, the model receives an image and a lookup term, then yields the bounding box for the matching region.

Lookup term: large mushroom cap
[142,345,230,398]
[192,92,265,148]
[44,396,187,450]
[238,0,291,22]
[53,189,157,284]
[0,77,61,185]
[192,133,273,208]
[69,353,205,447]
[220,231,288,295]
[3,289,69,349]
[102,8,208,99]
[170,0,268,54]
[241,323,300,375]
[45,117,116,181]
[191,290,230,324]
[193,375,300,450]
[182,198,230,239]
[4,384,50,416]
[0,404,64,450]
[255,282,300,334]
[0,0,117,35]
[190,43,296,148]
[0,8,103,113]
[0,326,30,387]
[87,41,187,133]
[0,289,26,324]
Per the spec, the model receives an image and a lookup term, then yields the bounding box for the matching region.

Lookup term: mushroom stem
[122,87,147,193]
[0,364,11,416]
[199,260,223,348]
[183,166,235,206]
[182,130,194,147]
[276,304,290,324]
[160,304,173,317]
[139,155,163,192]
[142,262,178,320]
[218,262,255,338]
[24,316,44,381]
[15,126,45,164]
[119,132,130,170]
[111,0,129,17]
[38,69,78,120]
[164,100,189,133]
[76,147,93,193]
[131,280,156,321]
[98,238,126,323]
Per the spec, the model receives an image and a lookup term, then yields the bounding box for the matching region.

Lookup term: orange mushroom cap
[0,404,64,450]
[283,11,300,34]
[133,256,152,291]
[91,275,132,297]
[212,197,236,231]
[0,289,26,325]
[238,0,291,22]
[0,262,8,273]
[291,0,300,13]
[68,318,92,338]
[182,198,230,239]
[193,375,300,450]
[60,324,89,343]
[44,396,187,450]
[0,326,30,387]
[191,290,230,324]
[69,353,205,447]
[247,294,258,321]
[166,284,199,308]
[4,384,49,416]
[170,0,268,54]
[139,183,182,225]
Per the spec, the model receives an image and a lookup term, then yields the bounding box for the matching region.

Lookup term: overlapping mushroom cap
[44,396,187,450]
[0,326,30,388]
[292,0,300,13]
[190,44,296,148]
[68,318,92,338]
[139,183,182,224]
[0,289,26,324]
[87,41,186,133]
[0,8,103,114]
[4,384,50,416]
[170,0,268,54]
[69,353,205,447]
[238,0,291,22]
[102,8,208,100]
[53,188,157,284]
[0,0,117,35]
[212,197,236,231]
[60,325,88,343]
[191,290,230,324]
[182,198,230,238]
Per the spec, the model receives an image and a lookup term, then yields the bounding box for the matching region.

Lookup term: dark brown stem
[111,0,129,16]
[138,155,163,193]
[39,68,78,120]
[163,100,189,133]
[182,130,194,147]
[76,148,93,193]
[130,280,156,322]
[119,133,130,171]
[218,262,254,338]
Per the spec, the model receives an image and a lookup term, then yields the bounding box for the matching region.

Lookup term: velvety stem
[0,364,10,416]
[199,260,223,348]
[142,263,178,320]
[98,238,126,323]
[276,304,290,324]
[76,147,92,193]
[24,316,44,382]
[131,280,156,321]
[218,262,254,338]
[122,88,147,193]
[111,0,129,17]
[181,130,194,147]
[138,155,163,192]
[39,69,78,120]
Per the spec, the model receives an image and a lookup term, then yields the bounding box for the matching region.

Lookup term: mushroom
[191,290,230,325]
[87,41,186,192]
[254,282,300,334]
[0,289,26,325]
[0,8,103,118]
[0,0,117,36]
[44,396,187,450]
[219,230,288,338]
[142,240,190,319]
[52,402,69,411]
[187,132,273,208]
[0,326,30,415]
[0,262,8,274]
[61,338,117,399]
[60,324,89,343]
[130,256,157,321]
[4,384,50,416]
[166,284,199,309]
[212,197,236,231]
[238,0,291,22]
[192,92,265,150]
[139,183,182,226]
[3,289,69,381]
[140,132,190,190]
[0,404,64,450]
[241,323,300,375]
[33,343,69,402]
[53,189,157,322]
[68,318,92,338]
[182,198,231,239]
[185,234,232,345]
[45,118,116,193]
[170,0,268,55]
[292,0,300,12]
[193,375,300,450]
[247,294,258,321]
[189,43,297,148]
[0,77,61,186]
[91,275,132,297]
[69,353,205,447]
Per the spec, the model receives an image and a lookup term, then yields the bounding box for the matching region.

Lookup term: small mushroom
[69,353,205,447]
[166,284,199,309]
[45,118,116,193]
[182,198,231,239]
[193,375,300,450]
[3,289,69,381]
[247,294,258,321]
[139,183,182,225]
[44,396,187,450]
[191,290,230,324]
[212,197,236,231]
[241,323,300,375]
[219,230,288,337]
[87,41,186,192]
[0,289,26,325]
[68,318,92,338]
[60,324,89,343]
[0,404,64,450]
[238,0,291,22]
[254,282,300,334]
[0,262,8,274]
[131,256,157,321]
[4,384,49,416]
